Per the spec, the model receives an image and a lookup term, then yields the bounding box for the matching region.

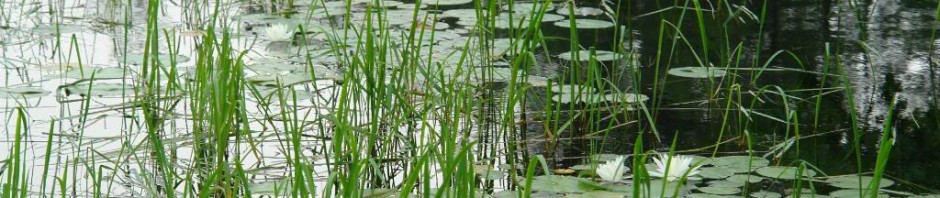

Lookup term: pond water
[1,0,939,197]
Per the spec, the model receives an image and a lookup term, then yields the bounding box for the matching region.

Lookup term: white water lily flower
[647,154,701,181]
[265,24,295,42]
[596,156,628,182]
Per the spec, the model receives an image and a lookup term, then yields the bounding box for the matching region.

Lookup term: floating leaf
[550,84,596,93]
[825,175,894,189]
[32,24,84,34]
[667,67,727,78]
[601,93,649,103]
[0,87,51,99]
[755,166,816,180]
[697,186,740,195]
[706,180,745,188]
[553,19,614,29]
[565,191,627,198]
[556,6,605,16]
[422,0,473,6]
[362,188,399,197]
[698,167,734,179]
[557,50,622,62]
[248,179,291,195]
[530,175,604,193]
[710,156,769,173]
[787,193,832,198]
[118,54,191,65]
[62,67,130,79]
[64,83,135,97]
[750,191,782,198]
[247,73,314,87]
[726,174,763,183]
[637,180,694,198]
[828,189,888,198]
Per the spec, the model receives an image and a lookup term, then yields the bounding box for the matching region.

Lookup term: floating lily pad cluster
[528,155,919,197]
[0,87,51,99]
[668,66,728,78]
[548,84,648,105]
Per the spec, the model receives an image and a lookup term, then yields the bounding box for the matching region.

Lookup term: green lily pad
[787,194,832,198]
[32,24,84,34]
[362,188,399,197]
[556,6,605,16]
[601,93,649,103]
[247,73,314,87]
[565,191,627,198]
[553,19,614,29]
[530,175,599,193]
[422,0,472,6]
[557,50,622,62]
[707,180,746,188]
[828,189,888,198]
[62,67,130,79]
[910,194,940,198]
[687,193,736,198]
[636,180,693,198]
[755,166,816,180]
[825,175,894,189]
[750,191,782,198]
[550,84,596,93]
[667,67,727,78]
[64,83,135,97]
[697,186,740,195]
[710,156,769,173]
[726,174,763,183]
[248,179,291,195]
[118,54,191,65]
[0,87,51,99]
[473,165,505,180]
[698,167,734,179]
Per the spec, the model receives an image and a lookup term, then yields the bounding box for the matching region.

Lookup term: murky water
[2,0,939,197]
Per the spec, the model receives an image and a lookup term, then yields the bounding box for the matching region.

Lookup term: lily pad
[667,67,727,78]
[118,54,191,65]
[698,186,740,195]
[422,0,472,6]
[553,19,614,29]
[787,194,832,198]
[710,156,769,173]
[550,84,596,93]
[530,175,598,193]
[828,189,888,198]
[64,83,135,97]
[825,175,894,189]
[707,180,745,188]
[0,87,51,99]
[750,191,782,198]
[698,167,734,179]
[755,166,816,180]
[62,67,130,79]
[32,24,84,34]
[556,6,605,16]
[248,179,291,195]
[601,93,649,103]
[726,174,763,183]
[557,50,622,62]
[247,73,314,87]
[636,180,694,198]
[550,93,597,104]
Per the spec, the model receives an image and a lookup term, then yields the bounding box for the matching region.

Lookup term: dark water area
[528,0,940,191]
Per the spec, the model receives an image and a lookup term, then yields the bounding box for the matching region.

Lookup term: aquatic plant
[264,23,294,42]
[596,155,627,182]
[648,154,701,182]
